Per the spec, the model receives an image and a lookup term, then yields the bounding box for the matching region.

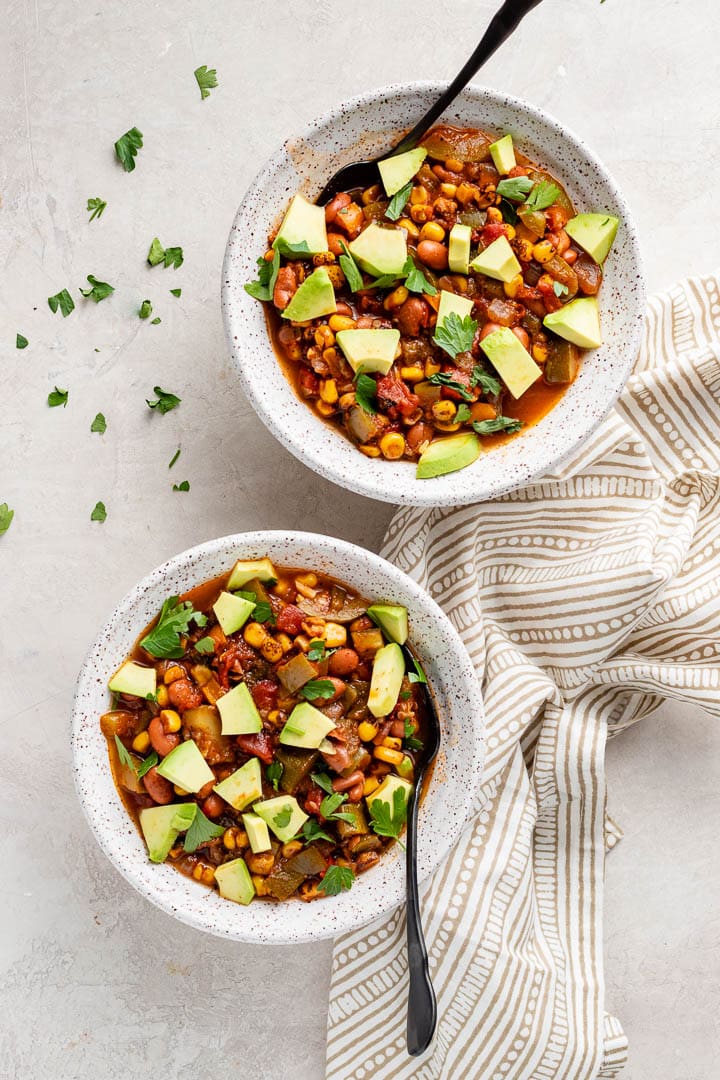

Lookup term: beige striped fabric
[326,272,720,1080]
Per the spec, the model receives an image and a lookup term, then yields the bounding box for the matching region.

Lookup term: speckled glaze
[222,82,645,507]
[71,531,484,944]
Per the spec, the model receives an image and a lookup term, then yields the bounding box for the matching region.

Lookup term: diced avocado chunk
[416,432,480,479]
[470,235,521,283]
[227,557,277,590]
[368,642,405,718]
[214,757,263,810]
[216,682,262,735]
[108,660,156,699]
[348,222,407,277]
[279,701,336,749]
[156,740,214,793]
[241,812,272,853]
[564,212,619,264]
[544,296,602,349]
[366,774,413,817]
[447,223,472,275]
[367,603,408,645]
[336,328,400,376]
[139,803,196,863]
[480,326,542,398]
[378,147,427,196]
[214,857,256,905]
[273,193,328,257]
[436,289,474,328]
[489,133,516,176]
[281,267,336,322]
[253,795,309,843]
[212,591,255,635]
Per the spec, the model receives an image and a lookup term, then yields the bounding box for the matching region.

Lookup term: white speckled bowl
[222,82,645,506]
[72,531,484,943]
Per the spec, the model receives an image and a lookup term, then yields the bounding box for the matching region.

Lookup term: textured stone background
[2,1,719,1077]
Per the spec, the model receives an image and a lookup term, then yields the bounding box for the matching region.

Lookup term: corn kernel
[419,221,445,243]
[379,432,406,460]
[223,828,237,850]
[243,622,267,649]
[314,325,335,349]
[503,273,524,299]
[363,776,380,797]
[276,632,293,654]
[440,182,457,198]
[155,685,169,708]
[532,341,549,364]
[456,182,478,205]
[260,637,283,663]
[382,736,403,750]
[445,157,464,173]
[323,622,347,648]
[533,241,554,264]
[486,206,503,223]
[400,365,425,383]
[410,204,432,224]
[192,864,215,885]
[160,709,182,733]
[432,400,457,423]
[397,217,420,239]
[316,400,336,417]
[358,721,379,742]
[359,443,381,458]
[435,420,462,433]
[273,578,291,596]
[174,785,190,797]
[322,346,339,364]
[373,746,405,766]
[191,664,212,686]
[268,710,281,725]
[319,378,338,404]
[164,665,185,685]
[505,224,516,240]
[515,238,534,262]
[328,314,355,332]
[296,572,316,588]
[132,730,150,754]
[252,874,269,897]
[410,185,428,205]
[383,285,409,311]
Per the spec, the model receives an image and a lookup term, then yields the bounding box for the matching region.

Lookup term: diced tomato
[507,165,529,178]
[481,222,509,246]
[251,679,278,711]
[236,730,275,765]
[304,785,324,816]
[376,374,420,418]
[440,367,474,402]
[276,604,305,635]
[545,205,570,231]
[298,368,319,398]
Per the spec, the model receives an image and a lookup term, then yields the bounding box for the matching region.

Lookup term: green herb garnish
[170,288,182,298]
[300,679,336,702]
[433,311,478,359]
[354,371,378,414]
[319,865,355,896]
[407,656,427,684]
[139,300,153,319]
[90,412,107,434]
[302,820,334,844]
[385,181,412,222]
[80,275,114,303]
[369,785,409,842]
[151,317,161,325]
[524,180,560,212]
[114,127,143,172]
[172,480,190,492]
[0,504,14,535]
[310,771,335,795]
[496,176,534,201]
[114,734,134,768]
[87,197,107,222]
[405,736,424,751]
[147,238,184,269]
[244,250,281,301]
[473,416,524,435]
[273,239,311,258]
[252,601,275,625]
[427,372,473,401]
[273,806,293,830]
[140,595,204,658]
[48,386,69,408]
[266,761,283,791]
[194,65,218,101]
[48,289,75,317]
[184,807,224,852]
[319,792,354,823]
[16,334,28,349]
[499,198,519,226]
[553,281,569,297]
[471,365,502,395]
[135,751,159,779]
[403,257,437,296]
[194,637,214,655]
[146,386,181,414]
[307,639,327,662]
[338,242,364,293]
[90,501,107,522]
[455,403,471,423]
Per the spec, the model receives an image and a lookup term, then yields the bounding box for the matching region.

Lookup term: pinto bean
[347,782,364,803]
[327,232,346,256]
[395,297,429,337]
[148,716,180,757]
[480,321,503,341]
[328,648,360,677]
[512,326,530,349]
[197,779,216,800]
[416,240,448,271]
[390,719,406,738]
[143,766,173,805]
[201,794,224,819]
[273,266,298,311]
[406,420,434,452]
[332,770,364,793]
[167,678,203,712]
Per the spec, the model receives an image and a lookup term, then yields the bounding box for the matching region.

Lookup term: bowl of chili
[222,82,644,505]
[72,531,484,943]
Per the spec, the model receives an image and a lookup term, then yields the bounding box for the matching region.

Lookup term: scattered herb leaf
[385,181,412,222]
[300,679,336,702]
[338,242,364,293]
[140,596,202,658]
[162,248,183,270]
[194,636,215,654]
[433,311,478,359]
[407,656,427,684]
[147,239,184,269]
[266,761,283,792]
[369,785,409,842]
[172,480,190,492]
[48,289,75,317]
[525,180,560,212]
[354,370,378,414]
[495,176,534,201]
[80,275,114,303]
[0,504,14,535]
[184,807,224,852]
[139,300,153,319]
[150,317,161,325]
[244,250,281,301]
[170,288,182,298]
[307,639,327,662]
[114,127,143,172]
[135,750,159,779]
[403,257,437,296]
[147,238,165,266]
[471,365,502,395]
[87,197,107,222]
[302,820,334,844]
[194,64,218,101]
[499,198,519,226]
[90,501,107,522]
[273,806,293,830]
[273,239,311,258]
[48,386,69,408]
[455,403,471,423]
[252,600,275,625]
[473,416,524,435]
[146,386,181,414]
[90,412,107,434]
[310,772,335,795]
[319,865,355,896]
[168,448,181,469]
[16,334,28,349]
[114,734,134,768]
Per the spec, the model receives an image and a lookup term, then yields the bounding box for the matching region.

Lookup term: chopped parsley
[354,370,378,414]
[150,317,161,325]
[310,771,335,795]
[302,820,334,844]
[495,176,534,201]
[87,197,107,222]
[90,412,107,434]
[427,372,473,401]
[553,281,569,297]
[499,198,519,226]
[471,365,502,395]
[300,679,336,702]
[140,595,205,658]
[369,784,409,842]
[135,750,159,779]
[455,403,471,423]
[385,181,412,222]
[139,300,153,319]
[147,238,184,269]
[170,288,182,298]
[90,501,107,522]
[48,289,75,317]
[183,806,224,852]
[524,180,560,212]
[252,601,275,624]
[266,761,283,792]
[172,480,190,492]
[48,386,69,408]
[307,639,328,662]
[433,311,478,359]
[194,65,218,101]
[407,656,427,684]
[244,250,281,301]
[80,275,114,303]
[338,242,364,293]
[473,416,524,435]
[0,504,14,535]
[194,636,214,654]
[319,865,355,896]
[168,448,181,469]
[146,386,181,414]
[16,334,28,349]
[319,792,355,824]
[273,238,311,258]
[114,127,144,172]
[114,734,134,769]
[273,806,293,830]
[403,257,437,296]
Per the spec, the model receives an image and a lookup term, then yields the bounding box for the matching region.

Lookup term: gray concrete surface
[2,0,719,1076]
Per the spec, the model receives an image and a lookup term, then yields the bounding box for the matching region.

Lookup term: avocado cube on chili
[253,795,309,843]
[214,757,263,811]
[216,681,262,735]
[436,289,474,328]
[378,147,427,196]
[543,296,602,349]
[564,212,619,264]
[367,603,409,645]
[272,193,328,256]
[447,223,472,275]
[336,328,400,376]
[480,326,542,398]
[156,740,214,793]
[366,774,413,816]
[348,222,407,277]
[489,133,516,175]
[242,812,272,853]
[279,702,336,749]
[416,432,480,479]
[214,857,256,905]
[139,803,196,863]
[469,235,521,283]
[227,557,277,590]
[108,660,156,699]
[368,642,405,718]
[281,267,337,322]
[213,591,255,635]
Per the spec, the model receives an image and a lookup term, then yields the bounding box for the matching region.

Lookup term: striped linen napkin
[325,272,720,1080]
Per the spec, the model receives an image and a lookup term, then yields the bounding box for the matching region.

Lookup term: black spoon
[401,643,442,1056]
[315,0,543,205]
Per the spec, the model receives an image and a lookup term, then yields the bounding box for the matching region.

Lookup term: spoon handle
[393,0,544,156]
[405,777,437,1056]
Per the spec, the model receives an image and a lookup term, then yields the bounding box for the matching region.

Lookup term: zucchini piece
[335,802,369,840]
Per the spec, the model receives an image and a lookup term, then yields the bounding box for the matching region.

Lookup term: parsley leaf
[114,734,134,769]
[48,386,69,408]
[48,289,75,317]
[405,735,424,751]
[470,365,502,395]
[553,281,569,297]
[90,412,107,434]
[16,334,28,349]
[385,181,412,222]
[146,386,181,414]
[184,806,224,852]
[172,480,190,492]
[0,504,14,535]
[266,762,283,792]
[455,403,471,423]
[139,300,153,319]
[367,272,402,290]
[525,180,560,212]
[273,239,311,258]
[168,448,181,469]
[403,257,437,296]
[87,197,107,222]
[433,311,478,359]
[163,248,183,270]
[354,371,378,414]
[499,198,519,226]
[369,785,409,842]
[140,595,202,658]
[252,601,275,624]
[274,806,292,830]
[135,750,159,779]
[427,372,473,401]
[244,250,281,301]
[170,288,182,298]
[147,239,184,269]
[473,416,524,435]
[194,64,218,101]
[147,238,165,266]
[90,501,107,522]
[407,656,427,684]
[234,590,256,603]
[495,177,534,201]
[151,317,161,325]
[319,865,355,896]
[310,771,335,795]
[307,639,328,662]
[319,792,347,819]
[300,679,336,702]
[114,127,143,172]
[302,820,334,844]
[338,242,364,293]
[80,275,114,303]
